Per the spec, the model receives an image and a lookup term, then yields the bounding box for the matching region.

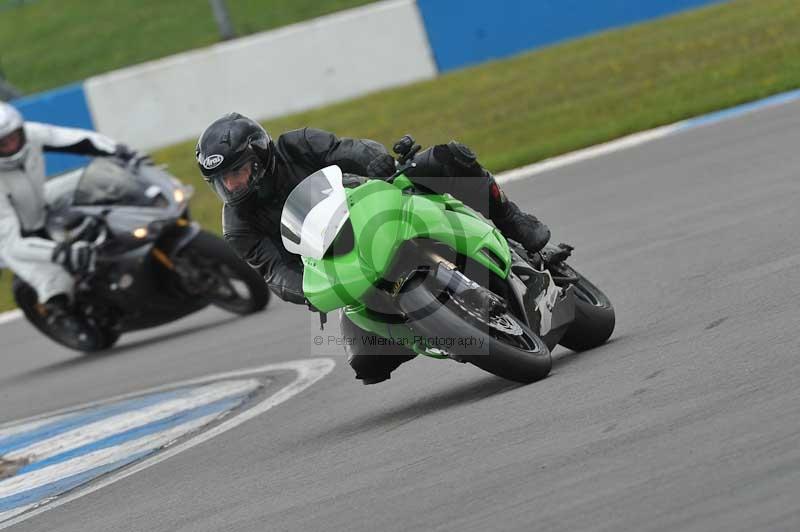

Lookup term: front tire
[176,231,269,315]
[397,277,551,384]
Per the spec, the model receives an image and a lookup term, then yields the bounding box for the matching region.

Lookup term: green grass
[0,273,13,311]
[2,0,799,312]
[0,0,376,94]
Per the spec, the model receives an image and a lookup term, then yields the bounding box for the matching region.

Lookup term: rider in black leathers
[196,113,550,384]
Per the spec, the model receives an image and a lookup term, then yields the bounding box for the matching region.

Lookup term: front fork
[148,221,206,294]
[149,220,201,269]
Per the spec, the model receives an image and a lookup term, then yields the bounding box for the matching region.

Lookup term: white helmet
[0,102,28,169]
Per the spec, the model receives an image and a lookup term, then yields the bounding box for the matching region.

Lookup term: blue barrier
[12,83,94,175]
[416,0,728,72]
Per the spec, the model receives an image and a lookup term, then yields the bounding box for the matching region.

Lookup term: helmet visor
[0,128,25,157]
[209,158,257,205]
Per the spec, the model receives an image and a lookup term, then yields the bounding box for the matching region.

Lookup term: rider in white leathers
[0,101,140,312]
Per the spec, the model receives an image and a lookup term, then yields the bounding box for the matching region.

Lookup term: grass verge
[1,0,799,312]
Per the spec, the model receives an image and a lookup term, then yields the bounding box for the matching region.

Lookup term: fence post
[0,75,22,101]
[209,0,236,41]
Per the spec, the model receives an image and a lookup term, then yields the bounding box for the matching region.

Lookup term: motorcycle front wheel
[397,276,551,384]
[175,231,269,315]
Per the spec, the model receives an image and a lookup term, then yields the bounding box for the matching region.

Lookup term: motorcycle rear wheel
[397,277,551,384]
[555,263,615,351]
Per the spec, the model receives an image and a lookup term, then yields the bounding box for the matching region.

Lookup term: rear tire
[12,277,120,353]
[177,231,269,315]
[397,278,551,384]
[556,264,615,351]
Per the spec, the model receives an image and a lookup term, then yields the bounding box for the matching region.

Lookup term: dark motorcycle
[13,158,269,352]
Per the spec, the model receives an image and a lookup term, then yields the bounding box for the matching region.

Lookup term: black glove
[366,154,397,178]
[52,241,96,275]
[114,144,151,165]
[342,173,368,188]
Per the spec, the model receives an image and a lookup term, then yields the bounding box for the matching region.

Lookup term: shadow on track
[305,338,629,442]
[550,335,627,373]
[106,315,241,356]
[306,375,523,442]
[1,316,239,383]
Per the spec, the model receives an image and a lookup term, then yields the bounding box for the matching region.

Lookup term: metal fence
[2,0,237,39]
[0,0,38,12]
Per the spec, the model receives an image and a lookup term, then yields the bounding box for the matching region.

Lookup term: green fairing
[302,175,512,348]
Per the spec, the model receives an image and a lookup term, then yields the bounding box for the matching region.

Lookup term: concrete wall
[84,0,436,151]
[416,0,727,72]
[11,0,731,175]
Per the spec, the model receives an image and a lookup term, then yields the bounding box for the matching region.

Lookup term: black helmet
[195,112,275,206]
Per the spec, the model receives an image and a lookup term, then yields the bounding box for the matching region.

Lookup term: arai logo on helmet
[202,154,224,170]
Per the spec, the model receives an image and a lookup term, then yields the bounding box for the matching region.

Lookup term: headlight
[173,188,185,203]
[132,227,149,239]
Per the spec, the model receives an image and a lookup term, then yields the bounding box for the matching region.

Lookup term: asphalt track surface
[2,100,800,532]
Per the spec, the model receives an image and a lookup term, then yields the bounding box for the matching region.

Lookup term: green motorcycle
[280,142,615,384]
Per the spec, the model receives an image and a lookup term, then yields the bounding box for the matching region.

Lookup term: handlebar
[386,134,421,183]
[393,135,421,164]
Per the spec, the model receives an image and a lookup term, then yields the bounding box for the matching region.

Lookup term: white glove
[52,240,96,275]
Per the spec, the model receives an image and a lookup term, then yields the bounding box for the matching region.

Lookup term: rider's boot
[40,294,84,337]
[489,182,551,254]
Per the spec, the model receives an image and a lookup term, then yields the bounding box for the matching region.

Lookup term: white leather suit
[0,103,120,303]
